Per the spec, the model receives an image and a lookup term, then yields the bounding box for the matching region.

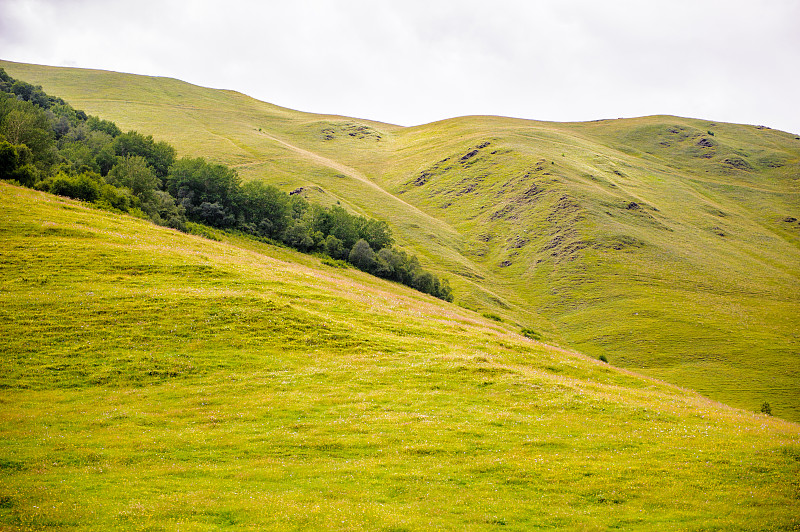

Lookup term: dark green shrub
[412,271,435,294]
[107,155,159,203]
[43,171,101,202]
[321,257,348,269]
[374,248,396,278]
[0,139,37,186]
[112,131,175,179]
[521,328,542,341]
[349,239,376,272]
[324,234,347,260]
[97,183,138,212]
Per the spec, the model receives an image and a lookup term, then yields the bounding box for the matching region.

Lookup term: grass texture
[2,183,800,530]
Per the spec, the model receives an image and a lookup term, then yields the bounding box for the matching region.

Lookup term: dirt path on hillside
[250,131,461,239]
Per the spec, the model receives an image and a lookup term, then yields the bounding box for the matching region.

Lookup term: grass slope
[1,182,800,530]
[380,115,800,422]
[2,60,798,423]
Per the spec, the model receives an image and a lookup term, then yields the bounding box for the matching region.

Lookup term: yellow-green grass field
[1,59,798,424]
[1,183,799,530]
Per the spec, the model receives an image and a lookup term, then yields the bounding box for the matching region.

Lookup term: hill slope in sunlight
[1,182,799,530]
[2,59,798,423]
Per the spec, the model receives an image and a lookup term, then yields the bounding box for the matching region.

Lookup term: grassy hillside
[1,182,799,530]
[379,115,800,422]
[2,60,798,424]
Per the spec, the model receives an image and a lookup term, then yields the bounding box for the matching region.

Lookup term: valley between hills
[1,59,799,530]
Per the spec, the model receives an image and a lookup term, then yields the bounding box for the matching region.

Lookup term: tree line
[0,68,452,301]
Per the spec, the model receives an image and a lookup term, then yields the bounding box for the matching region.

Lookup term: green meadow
[1,59,800,529]
[1,183,799,530]
[3,60,796,421]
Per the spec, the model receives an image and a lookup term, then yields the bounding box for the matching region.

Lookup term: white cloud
[1,0,798,133]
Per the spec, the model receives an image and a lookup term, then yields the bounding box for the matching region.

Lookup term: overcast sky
[2,0,799,133]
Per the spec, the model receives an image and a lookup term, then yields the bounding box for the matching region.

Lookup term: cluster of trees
[167,161,451,299]
[0,68,453,301]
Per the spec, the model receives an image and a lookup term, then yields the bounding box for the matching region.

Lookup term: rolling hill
[1,182,799,530]
[1,59,798,426]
